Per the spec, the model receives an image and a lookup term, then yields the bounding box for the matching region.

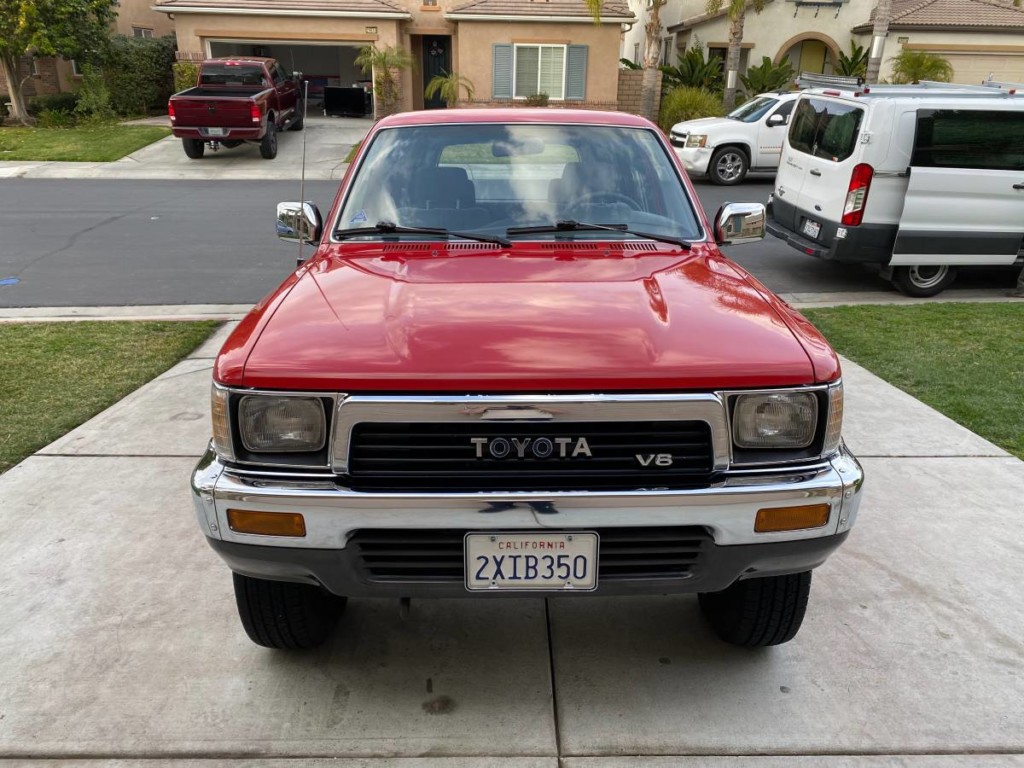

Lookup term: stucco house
[622,0,1024,86]
[153,0,634,112]
[0,0,175,102]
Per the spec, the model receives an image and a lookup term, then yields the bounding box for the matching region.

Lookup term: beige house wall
[455,20,623,107]
[169,13,397,54]
[115,0,177,38]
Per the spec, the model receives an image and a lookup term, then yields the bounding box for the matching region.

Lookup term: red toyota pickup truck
[168,57,302,160]
[192,109,864,651]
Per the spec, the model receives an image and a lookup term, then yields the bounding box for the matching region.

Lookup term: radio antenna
[297,78,310,266]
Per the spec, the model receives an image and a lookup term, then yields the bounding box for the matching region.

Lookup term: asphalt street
[0,177,1018,307]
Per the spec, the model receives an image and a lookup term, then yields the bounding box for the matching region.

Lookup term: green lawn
[0,125,171,161]
[804,303,1024,459]
[0,321,218,473]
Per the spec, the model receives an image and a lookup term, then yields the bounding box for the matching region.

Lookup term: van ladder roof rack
[796,72,863,89]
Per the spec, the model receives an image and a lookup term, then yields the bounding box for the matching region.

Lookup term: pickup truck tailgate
[172,91,261,129]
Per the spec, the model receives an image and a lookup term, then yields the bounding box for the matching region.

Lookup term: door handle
[810,169,822,177]
[1014,183,1024,190]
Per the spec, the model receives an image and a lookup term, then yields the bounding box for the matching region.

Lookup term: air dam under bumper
[191,444,863,598]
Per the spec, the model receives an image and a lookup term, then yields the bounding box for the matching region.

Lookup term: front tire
[289,103,304,131]
[182,138,205,159]
[259,120,278,159]
[708,147,748,185]
[891,265,957,297]
[233,573,346,649]
[699,571,811,647]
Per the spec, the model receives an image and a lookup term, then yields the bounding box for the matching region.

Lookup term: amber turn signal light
[755,504,830,533]
[227,509,306,537]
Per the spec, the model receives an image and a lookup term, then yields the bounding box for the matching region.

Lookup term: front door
[422,36,451,110]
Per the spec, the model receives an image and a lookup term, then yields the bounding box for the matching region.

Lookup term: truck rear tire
[182,138,205,159]
[259,120,278,159]
[290,103,304,131]
[891,265,957,297]
[698,571,811,647]
[233,572,346,649]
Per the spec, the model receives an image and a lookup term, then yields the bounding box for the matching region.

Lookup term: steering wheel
[573,191,641,209]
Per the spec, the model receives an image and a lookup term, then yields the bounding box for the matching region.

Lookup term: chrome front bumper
[191,443,864,550]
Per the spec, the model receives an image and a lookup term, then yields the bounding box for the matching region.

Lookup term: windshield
[335,123,702,243]
[728,96,779,123]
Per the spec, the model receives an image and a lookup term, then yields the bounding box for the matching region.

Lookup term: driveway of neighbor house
[0,320,1022,765]
[0,116,370,181]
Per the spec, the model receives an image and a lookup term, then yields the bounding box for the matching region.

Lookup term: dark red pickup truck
[168,57,302,160]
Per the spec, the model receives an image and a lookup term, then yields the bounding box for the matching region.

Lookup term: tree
[704,0,766,110]
[0,0,117,125]
[863,0,891,84]
[586,0,662,121]
[836,39,869,78]
[424,70,474,108]
[354,44,412,118]
[889,49,953,84]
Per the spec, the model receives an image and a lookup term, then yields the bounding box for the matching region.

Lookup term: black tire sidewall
[260,120,278,159]
[709,147,747,186]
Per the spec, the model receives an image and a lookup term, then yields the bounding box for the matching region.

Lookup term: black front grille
[345,421,715,491]
[350,527,711,583]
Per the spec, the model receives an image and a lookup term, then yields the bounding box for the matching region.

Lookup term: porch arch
[774,32,841,76]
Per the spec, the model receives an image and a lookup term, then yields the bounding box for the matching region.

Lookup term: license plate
[802,219,821,238]
[465,532,598,592]
[206,127,226,137]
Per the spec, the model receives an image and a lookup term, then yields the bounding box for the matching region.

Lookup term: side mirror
[714,202,765,246]
[766,113,787,127]
[276,201,322,245]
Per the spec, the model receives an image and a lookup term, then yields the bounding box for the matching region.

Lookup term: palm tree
[424,71,475,107]
[864,0,891,83]
[889,49,954,83]
[704,0,767,110]
[584,0,662,121]
[354,44,413,118]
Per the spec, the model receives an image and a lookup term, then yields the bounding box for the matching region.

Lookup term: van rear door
[891,108,1024,266]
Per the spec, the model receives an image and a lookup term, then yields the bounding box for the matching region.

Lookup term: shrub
[28,92,80,117]
[889,49,954,84]
[658,86,724,131]
[660,46,723,93]
[0,98,6,125]
[102,34,177,116]
[173,60,200,93]
[739,56,795,99]
[38,108,76,128]
[524,93,549,107]
[836,40,868,78]
[74,64,115,121]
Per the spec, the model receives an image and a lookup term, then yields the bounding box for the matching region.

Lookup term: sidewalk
[0,116,369,181]
[0,324,1022,764]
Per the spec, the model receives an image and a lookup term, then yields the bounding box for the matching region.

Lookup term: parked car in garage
[766,79,1024,296]
[193,108,864,651]
[168,57,303,160]
[669,91,801,185]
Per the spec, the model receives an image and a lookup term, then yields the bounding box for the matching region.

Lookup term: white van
[766,80,1024,296]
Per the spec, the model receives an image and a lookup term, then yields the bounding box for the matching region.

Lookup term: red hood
[227,244,833,391]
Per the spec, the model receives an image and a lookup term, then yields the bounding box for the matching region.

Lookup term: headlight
[686,134,708,148]
[733,392,817,449]
[239,395,326,453]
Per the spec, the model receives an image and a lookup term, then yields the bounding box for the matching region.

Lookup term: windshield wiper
[334,220,510,247]
[506,220,691,250]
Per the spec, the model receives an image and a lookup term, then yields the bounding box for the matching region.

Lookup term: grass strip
[0,321,218,472]
[804,303,1024,459]
[0,125,171,162]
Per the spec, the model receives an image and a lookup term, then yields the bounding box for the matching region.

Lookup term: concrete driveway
[1,323,1023,765]
[0,116,370,181]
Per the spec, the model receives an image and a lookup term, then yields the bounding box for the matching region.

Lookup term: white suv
[669,91,801,185]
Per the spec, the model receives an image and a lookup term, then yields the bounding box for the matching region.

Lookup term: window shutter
[492,44,513,99]
[566,45,588,101]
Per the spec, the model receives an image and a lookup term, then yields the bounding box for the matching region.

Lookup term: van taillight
[841,163,873,226]
[167,101,175,121]
[251,103,261,124]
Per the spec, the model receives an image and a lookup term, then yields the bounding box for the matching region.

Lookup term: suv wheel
[891,265,957,297]
[259,120,278,159]
[233,573,346,649]
[708,147,748,185]
[182,138,205,159]
[698,571,811,647]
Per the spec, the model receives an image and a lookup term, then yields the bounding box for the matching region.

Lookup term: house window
[71,59,83,76]
[513,44,565,100]
[132,26,154,38]
[30,59,39,76]
[661,37,673,66]
[633,42,640,65]
[422,0,438,6]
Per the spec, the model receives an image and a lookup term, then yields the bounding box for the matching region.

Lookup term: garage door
[944,52,1024,85]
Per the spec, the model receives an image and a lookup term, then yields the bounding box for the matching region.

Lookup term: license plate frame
[464,531,599,592]
[206,127,226,137]
[802,218,821,239]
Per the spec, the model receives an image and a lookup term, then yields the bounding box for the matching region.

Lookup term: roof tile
[859,0,1024,29]
[448,0,632,19]
[154,0,408,14]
